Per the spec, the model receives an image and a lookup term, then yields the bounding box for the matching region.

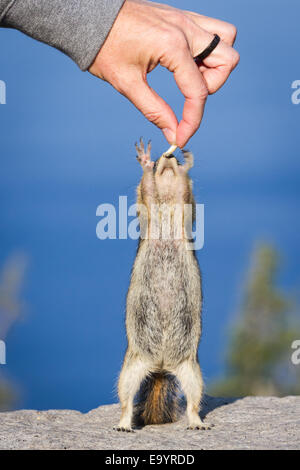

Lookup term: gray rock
[0,396,299,450]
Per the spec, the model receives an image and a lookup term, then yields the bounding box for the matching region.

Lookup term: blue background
[0,0,299,411]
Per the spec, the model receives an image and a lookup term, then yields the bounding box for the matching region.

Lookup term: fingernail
[162,128,176,145]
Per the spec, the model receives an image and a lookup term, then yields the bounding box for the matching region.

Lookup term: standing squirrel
[115,139,210,432]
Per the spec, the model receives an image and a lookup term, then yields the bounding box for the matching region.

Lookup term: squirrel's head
[136,139,194,204]
[154,152,194,203]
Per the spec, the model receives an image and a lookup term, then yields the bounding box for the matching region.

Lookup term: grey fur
[115,140,210,432]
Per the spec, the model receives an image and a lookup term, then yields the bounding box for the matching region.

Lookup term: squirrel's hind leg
[173,359,213,430]
[115,353,148,432]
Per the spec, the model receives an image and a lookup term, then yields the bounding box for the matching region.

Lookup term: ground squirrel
[115,139,210,432]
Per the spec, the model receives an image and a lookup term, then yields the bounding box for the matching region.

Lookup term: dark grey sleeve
[0,0,125,70]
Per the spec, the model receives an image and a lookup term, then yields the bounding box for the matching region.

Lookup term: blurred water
[0,0,299,411]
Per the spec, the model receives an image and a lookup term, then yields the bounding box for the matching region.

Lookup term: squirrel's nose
[156,154,177,175]
[163,154,177,167]
[164,154,175,159]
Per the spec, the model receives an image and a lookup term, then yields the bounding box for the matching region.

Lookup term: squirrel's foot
[187,414,214,430]
[113,426,135,433]
[136,138,154,171]
[187,422,214,431]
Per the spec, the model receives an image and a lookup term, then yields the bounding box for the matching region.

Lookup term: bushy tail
[134,372,180,425]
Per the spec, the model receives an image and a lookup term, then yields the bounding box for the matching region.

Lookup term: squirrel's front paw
[136,138,154,170]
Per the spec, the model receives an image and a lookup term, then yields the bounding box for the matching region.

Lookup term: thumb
[123,73,178,144]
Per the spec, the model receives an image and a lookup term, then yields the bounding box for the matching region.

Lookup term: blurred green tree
[210,244,300,397]
[0,254,27,410]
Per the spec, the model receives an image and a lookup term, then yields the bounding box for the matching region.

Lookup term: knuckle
[163,27,185,51]
[197,84,209,100]
[168,9,186,28]
[226,23,238,42]
[186,116,201,135]
[143,110,163,127]
[175,11,190,31]
[160,27,175,45]
[230,49,240,68]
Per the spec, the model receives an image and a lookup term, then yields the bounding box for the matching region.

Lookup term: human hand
[89,0,239,148]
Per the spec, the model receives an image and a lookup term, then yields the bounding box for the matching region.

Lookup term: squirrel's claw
[135,138,153,170]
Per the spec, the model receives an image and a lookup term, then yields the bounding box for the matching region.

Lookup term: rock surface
[0,396,299,450]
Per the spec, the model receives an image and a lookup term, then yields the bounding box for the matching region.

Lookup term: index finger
[171,48,208,148]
